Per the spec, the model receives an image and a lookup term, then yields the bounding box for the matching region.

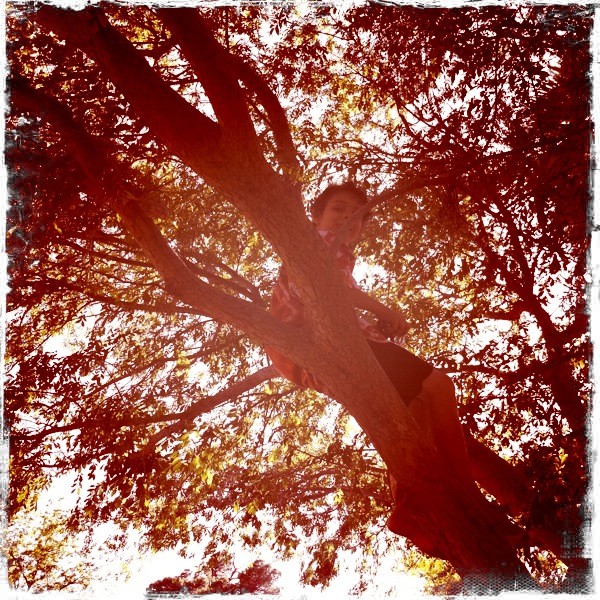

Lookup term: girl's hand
[347,287,409,338]
[377,307,409,339]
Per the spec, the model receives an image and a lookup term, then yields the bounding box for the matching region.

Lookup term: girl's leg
[417,371,529,544]
[416,369,480,498]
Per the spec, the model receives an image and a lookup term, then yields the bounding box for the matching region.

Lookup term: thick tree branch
[27,6,341,366]
[34,5,223,170]
[10,73,298,360]
[26,7,348,353]
[156,8,257,146]
[230,52,300,175]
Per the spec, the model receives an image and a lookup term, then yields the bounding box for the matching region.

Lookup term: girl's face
[315,192,364,244]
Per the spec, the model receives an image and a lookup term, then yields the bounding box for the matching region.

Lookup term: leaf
[201,467,214,486]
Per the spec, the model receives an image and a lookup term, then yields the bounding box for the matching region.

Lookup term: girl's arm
[348,287,409,337]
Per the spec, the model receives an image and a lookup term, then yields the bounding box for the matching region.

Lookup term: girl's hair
[310,182,371,223]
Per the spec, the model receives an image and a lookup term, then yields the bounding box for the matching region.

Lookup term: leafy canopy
[6,2,591,593]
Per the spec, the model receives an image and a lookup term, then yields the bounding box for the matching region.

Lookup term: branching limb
[24,277,206,316]
[34,5,222,169]
[158,8,299,176]
[183,253,266,307]
[156,8,258,151]
[13,365,278,447]
[10,73,298,358]
[136,365,279,453]
[231,53,300,176]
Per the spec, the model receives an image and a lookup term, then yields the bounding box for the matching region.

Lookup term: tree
[6,508,130,593]
[6,510,95,592]
[6,2,591,593]
[145,551,280,596]
[237,560,280,595]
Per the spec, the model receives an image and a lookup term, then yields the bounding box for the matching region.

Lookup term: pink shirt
[266,230,387,392]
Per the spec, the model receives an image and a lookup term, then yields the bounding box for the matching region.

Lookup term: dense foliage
[146,556,280,596]
[6,2,591,594]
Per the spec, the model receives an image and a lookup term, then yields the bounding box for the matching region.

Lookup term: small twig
[139,364,278,453]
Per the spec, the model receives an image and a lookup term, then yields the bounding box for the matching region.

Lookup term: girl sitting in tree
[266,182,514,552]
